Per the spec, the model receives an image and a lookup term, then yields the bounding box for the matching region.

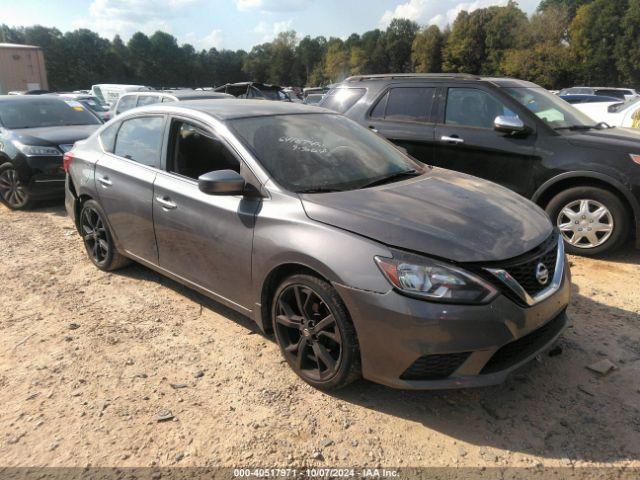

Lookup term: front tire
[79,199,130,271]
[272,274,361,390]
[546,186,629,256]
[0,164,33,210]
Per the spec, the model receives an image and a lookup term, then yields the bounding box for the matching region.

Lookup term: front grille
[505,244,558,297]
[400,352,471,381]
[481,312,566,374]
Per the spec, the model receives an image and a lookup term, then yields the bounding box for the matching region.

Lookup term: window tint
[116,95,137,114]
[170,120,240,180]
[384,87,434,122]
[99,122,119,152]
[114,116,164,167]
[369,92,388,119]
[445,88,516,129]
[137,95,161,106]
[319,88,366,113]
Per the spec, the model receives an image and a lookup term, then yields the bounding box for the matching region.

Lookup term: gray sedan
[64,100,571,390]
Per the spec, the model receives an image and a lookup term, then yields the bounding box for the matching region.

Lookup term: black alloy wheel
[0,167,31,209]
[81,206,110,265]
[79,199,130,271]
[272,274,361,390]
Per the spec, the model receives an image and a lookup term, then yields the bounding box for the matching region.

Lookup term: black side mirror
[494,115,527,134]
[198,170,245,195]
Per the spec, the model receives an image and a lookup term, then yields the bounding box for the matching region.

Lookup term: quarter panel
[251,191,393,305]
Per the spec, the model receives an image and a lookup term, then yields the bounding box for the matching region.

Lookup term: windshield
[229,114,423,193]
[0,98,102,129]
[505,87,596,129]
[608,96,640,113]
[80,97,109,112]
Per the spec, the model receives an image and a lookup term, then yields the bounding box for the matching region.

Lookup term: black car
[213,82,291,101]
[322,74,640,255]
[0,95,101,209]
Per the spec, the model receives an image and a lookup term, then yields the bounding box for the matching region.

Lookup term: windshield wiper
[358,169,421,189]
[297,187,343,194]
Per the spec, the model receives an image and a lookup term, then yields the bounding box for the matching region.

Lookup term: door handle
[156,196,177,210]
[440,135,464,144]
[97,176,112,186]
[369,125,379,133]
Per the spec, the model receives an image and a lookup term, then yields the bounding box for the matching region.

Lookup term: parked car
[0,95,101,209]
[58,93,111,122]
[322,74,640,255]
[303,93,324,105]
[558,87,638,101]
[112,90,233,116]
[65,99,570,390]
[213,82,292,101]
[559,94,621,105]
[573,96,640,129]
[90,84,152,107]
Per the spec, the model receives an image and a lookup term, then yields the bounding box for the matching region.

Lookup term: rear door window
[116,95,137,114]
[371,87,435,122]
[114,116,165,168]
[99,122,120,152]
[137,95,162,106]
[319,88,365,113]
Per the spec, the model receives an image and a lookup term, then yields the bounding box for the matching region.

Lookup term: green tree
[484,1,528,74]
[385,18,419,72]
[296,36,325,85]
[349,46,367,75]
[442,10,487,73]
[411,25,443,72]
[23,26,66,89]
[615,0,640,85]
[324,40,349,82]
[569,0,628,85]
[538,0,593,19]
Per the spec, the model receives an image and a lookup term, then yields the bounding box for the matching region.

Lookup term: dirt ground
[0,202,638,469]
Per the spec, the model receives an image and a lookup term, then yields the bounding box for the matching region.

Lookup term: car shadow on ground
[115,258,640,464]
[330,283,640,463]
[19,202,638,462]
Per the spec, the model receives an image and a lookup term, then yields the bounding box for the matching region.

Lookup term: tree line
[1,0,639,91]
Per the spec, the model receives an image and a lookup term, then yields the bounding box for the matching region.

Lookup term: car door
[94,114,165,263]
[365,83,437,164]
[433,85,537,196]
[152,117,261,309]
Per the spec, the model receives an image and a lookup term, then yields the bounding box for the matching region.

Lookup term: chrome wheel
[557,199,614,249]
[81,206,109,264]
[273,284,343,382]
[0,169,28,208]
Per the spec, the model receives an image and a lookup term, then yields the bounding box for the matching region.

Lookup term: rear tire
[271,274,361,390]
[79,199,130,271]
[545,186,629,256]
[0,164,33,210]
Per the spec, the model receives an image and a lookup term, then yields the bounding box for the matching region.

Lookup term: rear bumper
[334,259,571,390]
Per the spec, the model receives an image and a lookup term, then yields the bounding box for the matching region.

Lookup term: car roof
[137,99,330,120]
[341,73,539,88]
[0,94,64,103]
[121,90,233,100]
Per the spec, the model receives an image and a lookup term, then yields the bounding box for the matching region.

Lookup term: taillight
[631,154,640,165]
[63,152,74,172]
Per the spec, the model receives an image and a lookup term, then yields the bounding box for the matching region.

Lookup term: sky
[0,0,541,51]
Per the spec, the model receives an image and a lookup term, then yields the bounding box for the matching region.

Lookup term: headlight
[375,253,498,304]
[12,140,61,157]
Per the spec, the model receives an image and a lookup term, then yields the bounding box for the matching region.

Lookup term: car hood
[13,125,100,146]
[300,168,552,263]
[566,127,640,152]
